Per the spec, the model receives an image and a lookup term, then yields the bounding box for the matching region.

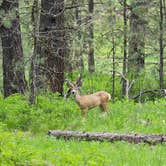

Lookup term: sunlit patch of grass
[0,129,165,166]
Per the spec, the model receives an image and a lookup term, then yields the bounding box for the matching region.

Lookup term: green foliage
[0,130,165,166]
[0,74,165,166]
[0,94,165,134]
[19,137,166,166]
[0,130,35,165]
[127,69,160,100]
[0,93,165,165]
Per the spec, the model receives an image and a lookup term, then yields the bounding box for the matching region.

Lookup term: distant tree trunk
[0,0,26,98]
[37,0,66,94]
[34,0,46,90]
[128,1,148,77]
[88,0,95,73]
[159,0,164,89]
[163,0,166,20]
[29,0,39,104]
[112,37,116,101]
[75,1,84,73]
[122,0,127,97]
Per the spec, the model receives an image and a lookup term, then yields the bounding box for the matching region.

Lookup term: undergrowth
[0,91,165,165]
[0,94,165,134]
[0,127,166,166]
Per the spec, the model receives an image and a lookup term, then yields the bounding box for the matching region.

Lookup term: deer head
[65,75,111,118]
[65,74,82,98]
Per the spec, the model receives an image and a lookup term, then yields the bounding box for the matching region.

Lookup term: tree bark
[112,37,116,101]
[75,1,84,73]
[122,0,127,97]
[29,0,39,104]
[163,0,166,20]
[128,1,148,77]
[37,0,66,94]
[88,0,95,73]
[0,0,27,98]
[48,130,166,145]
[159,0,164,89]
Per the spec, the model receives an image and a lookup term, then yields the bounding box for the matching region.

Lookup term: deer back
[75,91,110,110]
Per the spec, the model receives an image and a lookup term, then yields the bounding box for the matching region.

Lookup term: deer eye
[71,89,77,94]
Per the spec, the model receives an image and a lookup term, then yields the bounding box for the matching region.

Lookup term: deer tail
[108,93,111,100]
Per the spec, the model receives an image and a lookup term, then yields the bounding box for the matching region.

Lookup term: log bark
[133,89,166,100]
[48,130,166,145]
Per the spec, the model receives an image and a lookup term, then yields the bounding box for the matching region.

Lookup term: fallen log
[48,130,166,145]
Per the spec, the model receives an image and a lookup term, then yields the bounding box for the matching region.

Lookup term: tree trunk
[112,37,116,101]
[122,0,127,97]
[29,0,39,104]
[48,130,166,145]
[75,1,84,73]
[128,1,148,77]
[159,0,164,89]
[37,0,66,94]
[0,0,27,98]
[163,0,166,20]
[88,0,95,73]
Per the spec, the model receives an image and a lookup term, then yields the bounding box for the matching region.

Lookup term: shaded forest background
[0,1,166,165]
[0,0,166,102]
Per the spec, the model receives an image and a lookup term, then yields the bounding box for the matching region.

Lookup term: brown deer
[65,75,111,118]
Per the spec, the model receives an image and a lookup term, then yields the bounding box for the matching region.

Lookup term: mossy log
[48,130,166,145]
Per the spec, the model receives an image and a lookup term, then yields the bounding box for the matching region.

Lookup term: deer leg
[99,104,108,117]
[99,105,104,112]
[105,103,110,113]
[81,109,87,119]
[100,103,109,113]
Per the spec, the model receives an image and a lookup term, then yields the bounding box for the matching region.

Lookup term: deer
[64,75,111,118]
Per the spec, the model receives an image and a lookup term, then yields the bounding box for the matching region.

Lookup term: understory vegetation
[0,130,166,166]
[0,89,165,165]
[0,0,166,165]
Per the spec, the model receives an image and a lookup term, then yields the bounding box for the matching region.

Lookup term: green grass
[0,94,165,165]
[0,130,166,166]
[0,94,165,134]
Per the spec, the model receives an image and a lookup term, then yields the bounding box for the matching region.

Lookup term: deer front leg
[105,103,109,113]
[100,103,109,118]
[100,103,109,113]
[99,105,104,112]
[81,108,87,119]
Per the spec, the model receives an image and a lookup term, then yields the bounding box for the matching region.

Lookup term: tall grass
[0,128,165,165]
[0,73,165,165]
[0,94,165,134]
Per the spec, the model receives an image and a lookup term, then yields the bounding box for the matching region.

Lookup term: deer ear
[75,74,83,87]
[66,79,74,88]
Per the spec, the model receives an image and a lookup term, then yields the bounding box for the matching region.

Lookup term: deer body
[65,76,111,118]
[75,91,110,109]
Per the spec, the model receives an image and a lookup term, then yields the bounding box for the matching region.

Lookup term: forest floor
[0,94,166,165]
